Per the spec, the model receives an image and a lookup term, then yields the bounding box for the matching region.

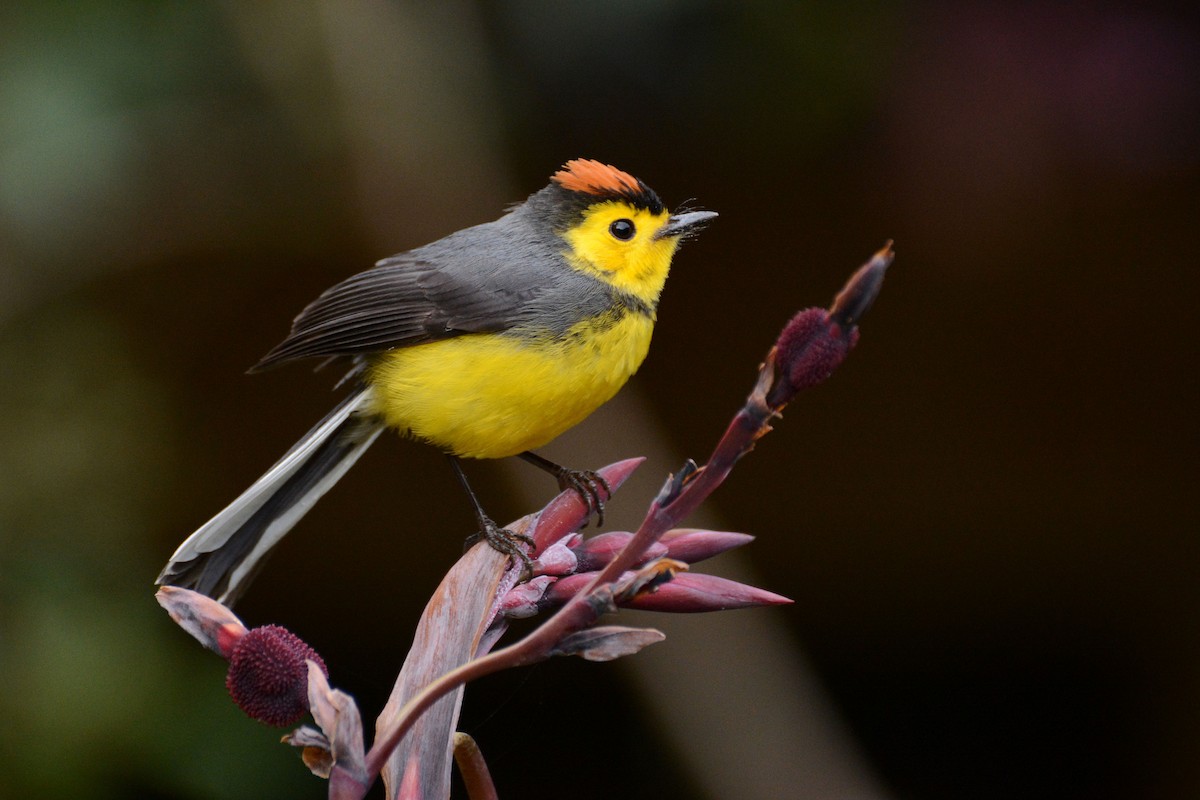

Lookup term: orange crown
[552,159,642,196]
[550,159,664,213]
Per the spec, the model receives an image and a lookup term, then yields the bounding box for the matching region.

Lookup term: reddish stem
[357,244,891,794]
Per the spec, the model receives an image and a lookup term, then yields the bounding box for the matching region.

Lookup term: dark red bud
[766,243,891,409]
[766,308,858,408]
[226,624,328,727]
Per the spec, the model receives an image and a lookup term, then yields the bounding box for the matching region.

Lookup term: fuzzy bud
[765,243,891,409]
[226,624,328,727]
[766,308,858,408]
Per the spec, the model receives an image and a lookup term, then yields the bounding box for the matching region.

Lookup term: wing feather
[252,216,554,371]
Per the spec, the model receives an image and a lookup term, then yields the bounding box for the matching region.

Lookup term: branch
[364,242,893,788]
[156,242,893,800]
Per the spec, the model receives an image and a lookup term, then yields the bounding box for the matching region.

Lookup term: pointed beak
[655,209,718,240]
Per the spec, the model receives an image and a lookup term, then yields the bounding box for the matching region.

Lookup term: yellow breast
[366,312,654,459]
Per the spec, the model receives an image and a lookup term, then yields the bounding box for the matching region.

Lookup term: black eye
[609,218,635,240]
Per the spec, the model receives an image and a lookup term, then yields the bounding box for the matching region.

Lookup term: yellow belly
[366,313,654,459]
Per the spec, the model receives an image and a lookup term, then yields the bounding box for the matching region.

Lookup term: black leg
[446,455,534,575]
[518,452,611,527]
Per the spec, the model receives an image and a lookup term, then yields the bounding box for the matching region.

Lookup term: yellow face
[561,200,680,302]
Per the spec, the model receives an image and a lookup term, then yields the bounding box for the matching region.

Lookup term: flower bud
[765,243,891,409]
[621,573,792,613]
[226,624,328,727]
[572,531,668,572]
[766,308,858,408]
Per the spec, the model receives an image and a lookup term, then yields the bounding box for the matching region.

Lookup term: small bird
[157,159,716,604]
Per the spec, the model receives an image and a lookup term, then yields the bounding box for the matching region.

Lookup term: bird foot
[517,452,611,527]
[555,468,611,527]
[466,517,536,579]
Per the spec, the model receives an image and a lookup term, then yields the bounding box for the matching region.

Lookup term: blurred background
[2,2,1197,798]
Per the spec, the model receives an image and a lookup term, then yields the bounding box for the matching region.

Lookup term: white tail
[157,387,382,605]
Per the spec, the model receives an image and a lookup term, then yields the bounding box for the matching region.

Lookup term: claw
[556,468,611,527]
[472,517,535,579]
[518,452,612,528]
[449,454,535,578]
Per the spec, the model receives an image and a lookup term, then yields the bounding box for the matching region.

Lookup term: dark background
[2,2,1196,798]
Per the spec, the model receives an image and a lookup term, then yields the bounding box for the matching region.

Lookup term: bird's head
[534,159,716,303]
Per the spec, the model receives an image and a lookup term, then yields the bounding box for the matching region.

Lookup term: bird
[157,159,717,605]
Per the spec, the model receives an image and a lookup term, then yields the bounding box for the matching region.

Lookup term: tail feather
[157,387,382,605]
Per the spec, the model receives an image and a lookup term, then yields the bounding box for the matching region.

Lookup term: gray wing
[252,216,564,370]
